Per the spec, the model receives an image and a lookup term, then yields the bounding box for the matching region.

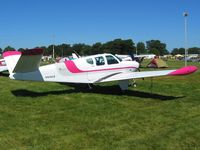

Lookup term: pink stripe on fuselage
[65,60,83,73]
[64,60,136,73]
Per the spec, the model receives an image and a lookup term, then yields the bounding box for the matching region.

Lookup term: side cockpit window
[86,58,94,65]
[95,56,105,66]
[106,55,119,65]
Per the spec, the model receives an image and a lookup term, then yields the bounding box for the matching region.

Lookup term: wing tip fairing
[168,66,198,76]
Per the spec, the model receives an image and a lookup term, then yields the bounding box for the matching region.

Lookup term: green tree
[171,48,185,55]
[81,45,92,55]
[149,49,160,56]
[0,48,2,54]
[178,48,185,55]
[172,47,200,55]
[91,42,103,55]
[46,45,59,56]
[4,46,15,52]
[188,47,200,54]
[120,39,135,54]
[102,40,119,54]
[18,48,26,51]
[102,39,135,54]
[72,43,91,56]
[171,48,179,55]
[59,44,71,56]
[146,40,168,55]
[38,46,47,55]
[136,42,146,54]
[46,45,53,56]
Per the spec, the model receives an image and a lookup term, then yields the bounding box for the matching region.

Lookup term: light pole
[136,46,137,56]
[183,12,188,66]
[52,34,55,61]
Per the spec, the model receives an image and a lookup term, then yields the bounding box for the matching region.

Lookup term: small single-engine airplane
[3,49,198,90]
[0,59,8,72]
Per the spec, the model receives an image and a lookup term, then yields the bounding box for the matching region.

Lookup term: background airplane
[0,59,8,73]
[115,54,145,63]
[3,49,198,90]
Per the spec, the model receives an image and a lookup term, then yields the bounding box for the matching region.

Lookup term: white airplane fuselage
[10,54,139,84]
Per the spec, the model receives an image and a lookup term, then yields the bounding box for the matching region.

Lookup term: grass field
[0,60,200,150]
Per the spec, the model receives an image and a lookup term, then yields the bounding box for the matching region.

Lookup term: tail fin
[3,49,44,74]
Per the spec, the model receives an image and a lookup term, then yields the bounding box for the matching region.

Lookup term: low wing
[95,66,198,83]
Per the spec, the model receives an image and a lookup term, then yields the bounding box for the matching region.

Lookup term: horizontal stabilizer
[3,49,44,73]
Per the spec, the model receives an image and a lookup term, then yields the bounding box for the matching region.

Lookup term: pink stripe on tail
[21,48,43,56]
[3,48,43,58]
[168,66,198,76]
[3,51,21,57]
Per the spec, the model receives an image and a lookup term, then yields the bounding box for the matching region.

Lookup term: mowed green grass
[0,60,200,150]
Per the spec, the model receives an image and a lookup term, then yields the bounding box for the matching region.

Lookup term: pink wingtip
[169,66,198,76]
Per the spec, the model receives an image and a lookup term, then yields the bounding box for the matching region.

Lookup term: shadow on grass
[0,72,9,77]
[11,84,184,101]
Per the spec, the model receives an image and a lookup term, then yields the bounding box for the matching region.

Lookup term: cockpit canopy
[85,54,121,66]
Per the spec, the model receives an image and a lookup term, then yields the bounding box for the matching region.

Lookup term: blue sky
[1,0,200,51]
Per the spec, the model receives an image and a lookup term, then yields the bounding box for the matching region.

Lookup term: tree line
[0,39,200,57]
[171,47,200,55]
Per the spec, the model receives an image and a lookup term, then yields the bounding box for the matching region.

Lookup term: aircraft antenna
[73,50,80,58]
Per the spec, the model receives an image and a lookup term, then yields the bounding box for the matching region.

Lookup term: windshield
[114,55,122,62]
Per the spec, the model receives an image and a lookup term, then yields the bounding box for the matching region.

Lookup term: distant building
[42,55,53,61]
[188,54,199,58]
[163,54,173,58]
[175,54,184,59]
